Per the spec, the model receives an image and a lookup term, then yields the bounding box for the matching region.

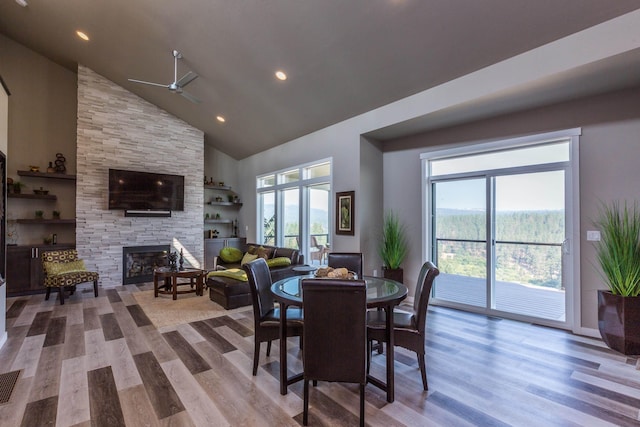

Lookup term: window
[257,160,332,264]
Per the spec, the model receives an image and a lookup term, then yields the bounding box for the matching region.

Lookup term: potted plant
[379,211,408,283]
[12,181,25,194]
[53,210,61,219]
[35,210,44,219]
[594,200,640,355]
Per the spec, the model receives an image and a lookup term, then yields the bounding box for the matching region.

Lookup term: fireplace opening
[122,245,170,285]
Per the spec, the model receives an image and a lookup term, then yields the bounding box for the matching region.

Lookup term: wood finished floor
[2,284,640,427]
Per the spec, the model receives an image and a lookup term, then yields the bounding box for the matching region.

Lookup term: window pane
[431,141,569,176]
[305,162,330,179]
[283,188,299,249]
[260,192,275,245]
[258,175,275,188]
[280,170,300,184]
[309,183,330,265]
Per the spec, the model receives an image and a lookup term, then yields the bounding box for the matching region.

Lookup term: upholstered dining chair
[301,278,367,427]
[243,258,304,376]
[42,249,99,305]
[327,252,363,278]
[367,261,439,391]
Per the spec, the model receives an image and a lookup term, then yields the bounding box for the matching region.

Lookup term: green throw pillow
[44,260,86,276]
[266,257,292,268]
[219,246,243,263]
[240,252,258,266]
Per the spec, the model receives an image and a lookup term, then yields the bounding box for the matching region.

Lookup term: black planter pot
[597,290,640,355]
[383,267,403,284]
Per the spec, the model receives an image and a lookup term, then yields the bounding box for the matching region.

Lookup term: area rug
[132,290,251,328]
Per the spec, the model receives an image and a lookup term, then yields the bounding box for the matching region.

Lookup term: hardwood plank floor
[1,284,640,426]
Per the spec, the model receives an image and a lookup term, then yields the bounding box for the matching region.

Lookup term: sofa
[207,243,306,309]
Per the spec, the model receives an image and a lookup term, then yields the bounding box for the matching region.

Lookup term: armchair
[42,249,99,305]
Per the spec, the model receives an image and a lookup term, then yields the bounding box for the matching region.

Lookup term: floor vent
[0,370,21,404]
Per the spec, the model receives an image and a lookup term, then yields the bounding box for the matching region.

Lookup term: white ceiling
[1,0,640,159]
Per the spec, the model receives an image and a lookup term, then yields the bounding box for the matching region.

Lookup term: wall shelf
[8,193,57,200]
[16,219,76,224]
[17,170,77,180]
[204,184,233,191]
[204,219,233,224]
[208,201,243,207]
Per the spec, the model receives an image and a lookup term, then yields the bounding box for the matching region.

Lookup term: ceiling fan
[128,50,201,103]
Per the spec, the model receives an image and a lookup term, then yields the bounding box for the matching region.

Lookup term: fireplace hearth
[123,245,170,285]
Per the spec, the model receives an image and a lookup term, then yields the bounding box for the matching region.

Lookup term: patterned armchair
[42,249,99,305]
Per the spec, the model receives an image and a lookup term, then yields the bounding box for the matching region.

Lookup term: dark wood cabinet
[204,237,245,270]
[6,244,74,296]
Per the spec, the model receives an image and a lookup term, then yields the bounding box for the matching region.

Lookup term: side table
[153,267,205,300]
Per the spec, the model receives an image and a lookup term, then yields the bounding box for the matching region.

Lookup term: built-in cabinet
[204,184,242,238]
[204,237,246,270]
[6,243,75,295]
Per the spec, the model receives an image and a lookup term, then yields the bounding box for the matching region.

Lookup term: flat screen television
[108,169,185,211]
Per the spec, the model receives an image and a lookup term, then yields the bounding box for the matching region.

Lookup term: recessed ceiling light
[275,70,287,81]
[76,31,90,41]
[216,116,226,123]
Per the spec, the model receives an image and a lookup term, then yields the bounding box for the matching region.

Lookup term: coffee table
[153,267,205,300]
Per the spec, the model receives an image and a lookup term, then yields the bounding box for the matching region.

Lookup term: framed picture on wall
[336,191,355,235]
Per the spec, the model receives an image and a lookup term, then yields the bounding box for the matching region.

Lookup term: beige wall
[0,74,8,347]
[0,33,78,245]
[382,86,640,331]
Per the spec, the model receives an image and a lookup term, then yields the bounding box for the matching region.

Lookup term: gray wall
[76,66,204,286]
[382,86,640,330]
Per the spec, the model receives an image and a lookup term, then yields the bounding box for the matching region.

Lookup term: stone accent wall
[76,66,204,287]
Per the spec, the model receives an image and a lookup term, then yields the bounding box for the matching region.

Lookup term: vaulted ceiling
[1,1,640,159]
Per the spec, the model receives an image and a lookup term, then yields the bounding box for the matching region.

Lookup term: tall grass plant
[379,211,408,269]
[595,201,640,297]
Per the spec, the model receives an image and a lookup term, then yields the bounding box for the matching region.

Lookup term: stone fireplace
[122,245,170,285]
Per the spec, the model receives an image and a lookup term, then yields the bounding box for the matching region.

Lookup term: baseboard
[572,326,600,338]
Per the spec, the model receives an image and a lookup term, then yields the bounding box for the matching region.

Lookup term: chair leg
[359,383,365,427]
[59,287,65,305]
[303,379,309,426]
[266,340,272,357]
[252,340,260,376]
[417,352,428,391]
[45,287,51,301]
[366,340,371,375]
[93,280,99,297]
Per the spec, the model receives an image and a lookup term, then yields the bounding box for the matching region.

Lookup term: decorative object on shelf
[215,196,223,202]
[35,210,44,219]
[209,229,219,238]
[43,235,53,244]
[33,187,49,195]
[204,175,208,184]
[52,233,57,244]
[47,162,55,173]
[29,165,40,172]
[179,248,184,271]
[54,152,67,173]
[232,219,238,237]
[209,177,214,185]
[53,210,61,219]
[12,181,24,194]
[168,251,178,271]
[227,194,234,202]
[215,213,221,219]
[233,195,240,203]
[219,181,225,186]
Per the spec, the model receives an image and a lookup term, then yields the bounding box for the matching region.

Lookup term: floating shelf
[16,219,76,224]
[208,201,243,207]
[17,170,77,180]
[204,184,233,192]
[8,193,57,200]
[204,219,233,224]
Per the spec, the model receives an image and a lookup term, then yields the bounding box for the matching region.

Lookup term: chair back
[327,252,363,278]
[243,258,275,320]
[302,279,367,384]
[414,261,440,333]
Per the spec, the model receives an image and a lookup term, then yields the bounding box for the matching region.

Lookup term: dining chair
[243,258,304,376]
[327,252,363,278]
[367,261,439,391]
[301,278,367,427]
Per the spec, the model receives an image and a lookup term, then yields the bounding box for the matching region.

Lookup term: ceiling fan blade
[180,91,201,104]
[128,79,169,88]
[176,71,198,88]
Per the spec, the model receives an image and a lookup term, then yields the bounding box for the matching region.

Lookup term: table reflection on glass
[271,275,407,403]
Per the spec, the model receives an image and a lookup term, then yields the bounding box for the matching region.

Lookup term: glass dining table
[271,274,408,403]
